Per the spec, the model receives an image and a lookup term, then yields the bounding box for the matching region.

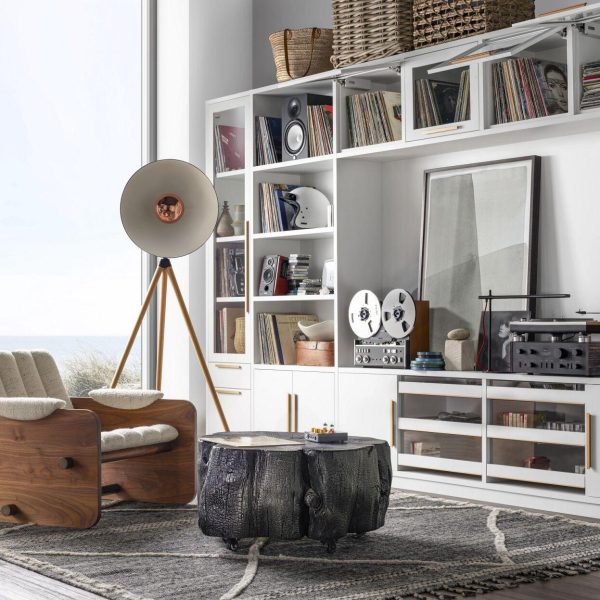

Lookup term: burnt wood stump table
[197,432,392,553]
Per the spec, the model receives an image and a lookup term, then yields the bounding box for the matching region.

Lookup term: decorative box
[296,340,334,367]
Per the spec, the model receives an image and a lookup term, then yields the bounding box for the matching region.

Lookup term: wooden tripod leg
[111,265,164,388]
[165,267,230,432]
[155,270,168,390]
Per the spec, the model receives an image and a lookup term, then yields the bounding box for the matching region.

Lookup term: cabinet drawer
[206,387,251,434]
[209,362,251,389]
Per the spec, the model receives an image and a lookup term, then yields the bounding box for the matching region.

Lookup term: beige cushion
[0,397,66,421]
[101,424,178,453]
[89,388,164,410]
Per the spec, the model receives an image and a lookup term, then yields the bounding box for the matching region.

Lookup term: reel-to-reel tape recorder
[348,289,429,368]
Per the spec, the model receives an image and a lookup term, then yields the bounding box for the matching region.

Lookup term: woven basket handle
[284,27,320,79]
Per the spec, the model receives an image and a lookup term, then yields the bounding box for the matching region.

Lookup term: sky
[0,0,142,336]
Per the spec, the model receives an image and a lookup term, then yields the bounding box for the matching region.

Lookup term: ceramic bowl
[298,320,334,342]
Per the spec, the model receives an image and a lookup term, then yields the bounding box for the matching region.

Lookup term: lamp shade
[120,159,219,258]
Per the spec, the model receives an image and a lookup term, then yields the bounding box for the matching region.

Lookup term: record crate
[413,0,535,49]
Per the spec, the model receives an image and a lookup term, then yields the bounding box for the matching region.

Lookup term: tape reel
[348,290,382,340]
[382,289,416,339]
[348,288,416,340]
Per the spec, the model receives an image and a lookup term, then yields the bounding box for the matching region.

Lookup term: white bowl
[298,320,334,342]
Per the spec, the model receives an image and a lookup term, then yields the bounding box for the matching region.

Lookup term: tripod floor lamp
[113,159,229,432]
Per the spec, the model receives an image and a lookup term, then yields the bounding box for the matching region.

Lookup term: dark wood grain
[72,398,196,504]
[198,432,392,547]
[0,409,101,529]
[101,441,174,463]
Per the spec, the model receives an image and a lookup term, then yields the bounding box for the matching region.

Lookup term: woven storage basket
[269,28,333,82]
[332,0,413,68]
[413,0,535,49]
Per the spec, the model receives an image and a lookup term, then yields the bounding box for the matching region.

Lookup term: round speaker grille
[284,120,306,155]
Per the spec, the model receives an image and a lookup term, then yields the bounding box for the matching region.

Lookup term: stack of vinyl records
[414,73,470,129]
[492,58,568,123]
[255,116,282,165]
[257,313,318,364]
[214,125,244,172]
[411,352,445,371]
[216,247,245,297]
[297,278,322,295]
[287,254,310,295]
[346,90,402,147]
[581,61,600,110]
[307,105,333,156]
[258,182,298,233]
[216,307,243,353]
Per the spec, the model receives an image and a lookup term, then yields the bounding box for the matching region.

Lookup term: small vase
[216,201,234,237]
[232,205,245,236]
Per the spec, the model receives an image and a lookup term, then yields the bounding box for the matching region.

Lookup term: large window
[0,1,143,395]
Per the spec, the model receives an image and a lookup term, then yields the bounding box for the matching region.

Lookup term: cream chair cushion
[0,397,66,421]
[101,423,178,453]
[89,388,164,410]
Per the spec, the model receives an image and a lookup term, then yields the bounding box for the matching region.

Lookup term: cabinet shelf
[216,168,245,180]
[398,417,482,437]
[398,453,482,476]
[487,464,585,489]
[253,227,334,241]
[216,297,244,303]
[253,155,334,174]
[216,235,244,244]
[487,425,585,446]
[253,295,334,303]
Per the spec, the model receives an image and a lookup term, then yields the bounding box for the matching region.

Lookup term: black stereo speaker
[282,93,332,161]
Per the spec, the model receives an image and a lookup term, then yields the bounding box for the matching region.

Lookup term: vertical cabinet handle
[586,413,592,470]
[390,400,396,447]
[287,394,292,432]
[244,220,250,314]
[294,394,299,433]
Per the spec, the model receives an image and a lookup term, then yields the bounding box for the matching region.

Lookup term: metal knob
[58,457,75,470]
[382,356,390,365]
[390,355,398,364]
[363,355,370,364]
[1,504,18,517]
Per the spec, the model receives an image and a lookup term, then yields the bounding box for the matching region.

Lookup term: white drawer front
[206,387,251,434]
[209,362,251,390]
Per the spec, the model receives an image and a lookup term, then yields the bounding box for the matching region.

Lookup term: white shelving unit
[204,6,600,517]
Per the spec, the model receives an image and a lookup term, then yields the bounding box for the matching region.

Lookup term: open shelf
[487,425,584,446]
[253,295,334,303]
[253,227,334,241]
[216,297,244,303]
[253,155,334,174]
[216,235,244,244]
[487,464,585,489]
[398,417,481,437]
[398,453,482,476]
[216,169,245,180]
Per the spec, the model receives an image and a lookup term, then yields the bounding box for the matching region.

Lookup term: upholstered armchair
[0,350,196,529]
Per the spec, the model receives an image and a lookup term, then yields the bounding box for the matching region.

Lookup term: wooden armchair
[0,351,196,529]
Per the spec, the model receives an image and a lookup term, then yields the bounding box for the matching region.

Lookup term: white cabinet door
[338,373,397,448]
[206,387,251,435]
[293,371,335,433]
[253,369,293,432]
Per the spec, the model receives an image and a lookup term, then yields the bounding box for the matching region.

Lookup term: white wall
[157,0,252,429]
[381,128,600,322]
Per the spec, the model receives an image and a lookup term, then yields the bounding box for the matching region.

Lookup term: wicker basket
[269,28,333,82]
[234,317,245,354]
[332,0,413,69]
[413,0,535,49]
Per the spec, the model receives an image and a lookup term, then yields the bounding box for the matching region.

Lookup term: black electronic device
[509,318,600,376]
[258,255,289,296]
[282,93,332,161]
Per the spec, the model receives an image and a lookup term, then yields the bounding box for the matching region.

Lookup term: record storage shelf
[203,7,600,518]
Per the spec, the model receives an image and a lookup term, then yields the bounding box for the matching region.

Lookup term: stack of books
[287,254,310,295]
[308,104,333,156]
[414,73,469,129]
[255,116,282,165]
[257,313,318,364]
[258,182,298,233]
[214,125,244,172]
[410,441,440,457]
[346,90,402,147]
[500,411,533,428]
[216,308,243,353]
[492,58,568,123]
[581,61,600,110]
[216,247,245,297]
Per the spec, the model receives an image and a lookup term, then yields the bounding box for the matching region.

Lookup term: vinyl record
[382,288,416,339]
[348,290,381,340]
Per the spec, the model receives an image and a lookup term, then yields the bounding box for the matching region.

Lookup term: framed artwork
[419,156,541,353]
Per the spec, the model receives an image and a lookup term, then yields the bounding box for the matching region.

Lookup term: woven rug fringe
[395,557,600,600]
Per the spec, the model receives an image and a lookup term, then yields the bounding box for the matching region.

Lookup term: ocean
[0,336,141,374]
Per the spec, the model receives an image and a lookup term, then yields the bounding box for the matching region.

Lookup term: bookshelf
[204,5,600,517]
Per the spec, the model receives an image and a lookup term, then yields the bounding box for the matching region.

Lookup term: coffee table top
[200,431,387,452]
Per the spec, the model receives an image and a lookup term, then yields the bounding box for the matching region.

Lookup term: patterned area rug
[1,493,600,600]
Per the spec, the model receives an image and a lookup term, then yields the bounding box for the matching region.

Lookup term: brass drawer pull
[287,394,292,432]
[390,400,396,448]
[215,363,242,369]
[423,124,461,135]
[215,388,242,396]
